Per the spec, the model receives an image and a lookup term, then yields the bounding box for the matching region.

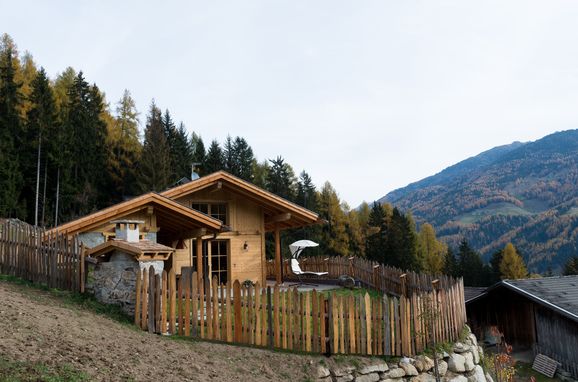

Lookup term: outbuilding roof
[467,275,578,323]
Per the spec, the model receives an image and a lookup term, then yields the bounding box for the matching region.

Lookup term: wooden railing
[134,268,466,356]
[0,220,84,292]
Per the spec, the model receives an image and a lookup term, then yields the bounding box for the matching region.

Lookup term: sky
[3,1,578,207]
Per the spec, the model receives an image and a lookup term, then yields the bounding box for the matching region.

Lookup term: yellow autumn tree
[417,223,447,275]
[499,243,527,280]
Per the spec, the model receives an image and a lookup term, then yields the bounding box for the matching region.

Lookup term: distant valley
[377,129,578,273]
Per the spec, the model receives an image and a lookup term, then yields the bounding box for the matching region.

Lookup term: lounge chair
[289,258,328,286]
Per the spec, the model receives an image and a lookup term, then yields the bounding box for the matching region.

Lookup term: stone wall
[316,327,492,382]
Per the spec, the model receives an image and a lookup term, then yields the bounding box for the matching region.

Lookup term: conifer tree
[563,256,578,276]
[296,171,317,210]
[232,137,254,181]
[170,122,193,181]
[457,240,488,286]
[190,132,206,174]
[366,202,386,262]
[251,160,270,188]
[137,102,171,192]
[0,43,24,217]
[317,181,349,256]
[205,139,224,173]
[266,156,296,201]
[499,242,528,280]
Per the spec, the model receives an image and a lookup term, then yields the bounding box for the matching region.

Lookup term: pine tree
[366,202,386,262]
[499,242,528,280]
[170,122,193,181]
[296,171,317,210]
[0,43,24,217]
[137,102,171,192]
[205,139,224,173]
[232,137,254,181]
[457,240,486,286]
[563,256,578,276]
[24,68,57,224]
[190,132,206,174]
[266,156,296,201]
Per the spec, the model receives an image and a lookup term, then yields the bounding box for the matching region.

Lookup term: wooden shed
[466,276,578,378]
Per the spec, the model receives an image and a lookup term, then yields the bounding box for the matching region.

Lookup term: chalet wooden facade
[466,276,578,378]
[51,171,320,286]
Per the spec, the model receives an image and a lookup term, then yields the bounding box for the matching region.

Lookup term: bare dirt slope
[0,280,321,381]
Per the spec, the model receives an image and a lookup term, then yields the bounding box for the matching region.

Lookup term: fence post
[400,273,407,297]
[267,286,274,349]
[431,279,441,382]
[325,294,332,356]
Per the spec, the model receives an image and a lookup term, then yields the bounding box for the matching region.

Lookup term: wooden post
[196,237,203,286]
[267,286,274,349]
[400,273,407,297]
[274,225,281,284]
[431,279,441,382]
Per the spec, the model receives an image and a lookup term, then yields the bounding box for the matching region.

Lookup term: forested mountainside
[379,129,578,273]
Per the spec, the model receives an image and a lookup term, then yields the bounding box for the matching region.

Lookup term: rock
[381,380,402,382]
[453,342,471,353]
[399,362,419,377]
[333,366,356,377]
[466,365,486,382]
[410,373,437,382]
[470,346,480,365]
[463,352,475,372]
[448,353,466,373]
[316,365,331,378]
[358,362,388,374]
[437,360,448,376]
[485,373,494,382]
[446,375,468,382]
[383,367,406,378]
[477,346,484,359]
[338,275,356,289]
[414,355,435,372]
[335,375,354,382]
[355,373,379,382]
[316,377,332,382]
[468,333,478,347]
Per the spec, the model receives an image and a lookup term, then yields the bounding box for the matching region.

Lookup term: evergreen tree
[489,249,504,283]
[366,202,386,262]
[266,156,296,201]
[0,43,24,217]
[444,248,459,277]
[251,160,270,188]
[24,68,57,224]
[317,181,349,256]
[563,256,578,276]
[205,139,224,173]
[296,171,317,210]
[137,102,171,192]
[457,240,487,286]
[171,122,193,181]
[232,137,254,181]
[499,242,528,280]
[190,132,206,174]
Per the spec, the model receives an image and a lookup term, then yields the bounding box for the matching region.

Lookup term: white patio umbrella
[289,240,319,259]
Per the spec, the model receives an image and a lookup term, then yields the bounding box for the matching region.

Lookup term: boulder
[463,352,475,372]
[468,333,478,347]
[437,360,448,376]
[446,375,468,382]
[466,365,486,382]
[453,342,471,353]
[333,366,356,377]
[358,362,388,374]
[317,377,331,382]
[354,373,379,382]
[399,362,419,377]
[414,355,435,372]
[336,375,354,382]
[383,367,406,378]
[470,346,480,365]
[316,365,331,378]
[448,353,466,373]
[410,373,437,382]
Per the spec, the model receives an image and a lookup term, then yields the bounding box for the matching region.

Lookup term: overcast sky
[3,1,578,206]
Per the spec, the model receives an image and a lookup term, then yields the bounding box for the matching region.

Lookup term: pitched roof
[88,239,174,260]
[161,171,321,231]
[464,287,487,303]
[49,192,223,236]
[467,275,578,323]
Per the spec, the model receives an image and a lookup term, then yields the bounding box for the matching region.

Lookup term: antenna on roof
[191,162,201,180]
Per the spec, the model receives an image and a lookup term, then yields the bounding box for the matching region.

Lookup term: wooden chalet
[466,276,578,378]
[51,171,320,286]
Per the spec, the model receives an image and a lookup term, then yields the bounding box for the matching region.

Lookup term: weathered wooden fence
[135,268,466,356]
[0,220,84,292]
[267,256,460,296]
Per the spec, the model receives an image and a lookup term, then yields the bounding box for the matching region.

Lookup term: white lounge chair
[290,258,328,286]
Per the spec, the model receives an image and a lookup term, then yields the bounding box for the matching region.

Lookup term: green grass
[321,287,382,299]
[0,274,133,326]
[0,358,89,382]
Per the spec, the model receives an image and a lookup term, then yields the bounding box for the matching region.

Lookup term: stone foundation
[316,327,491,382]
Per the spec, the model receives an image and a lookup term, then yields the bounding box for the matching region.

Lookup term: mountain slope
[378,129,578,273]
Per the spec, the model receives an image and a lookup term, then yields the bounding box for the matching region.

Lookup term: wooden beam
[196,237,203,287]
[266,213,291,225]
[187,228,207,239]
[275,225,281,285]
[209,181,223,193]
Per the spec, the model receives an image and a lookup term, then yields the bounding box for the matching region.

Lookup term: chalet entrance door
[209,239,229,285]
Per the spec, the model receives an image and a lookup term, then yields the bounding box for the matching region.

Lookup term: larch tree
[418,223,447,275]
[137,102,171,192]
[499,242,528,280]
[317,181,349,257]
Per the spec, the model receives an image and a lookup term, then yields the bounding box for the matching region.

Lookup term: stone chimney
[111,220,144,243]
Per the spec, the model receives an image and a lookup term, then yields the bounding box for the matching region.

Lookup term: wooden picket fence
[0,220,84,292]
[135,267,466,356]
[268,256,460,296]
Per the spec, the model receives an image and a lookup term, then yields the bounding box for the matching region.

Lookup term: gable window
[191,202,228,224]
